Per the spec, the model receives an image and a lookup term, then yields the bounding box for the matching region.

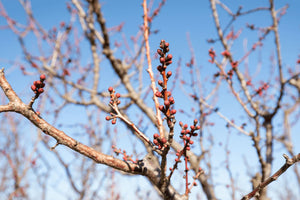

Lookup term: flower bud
[164,100,170,107]
[155,91,162,97]
[171,109,177,115]
[159,105,164,111]
[108,87,114,93]
[157,49,163,56]
[166,54,172,61]
[38,88,44,93]
[158,80,163,87]
[40,74,46,81]
[31,85,37,91]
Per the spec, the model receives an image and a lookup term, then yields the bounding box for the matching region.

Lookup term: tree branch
[241,154,300,200]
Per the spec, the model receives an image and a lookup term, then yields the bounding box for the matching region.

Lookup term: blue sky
[1,0,300,199]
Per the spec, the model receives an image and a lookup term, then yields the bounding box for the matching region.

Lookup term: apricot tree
[0,0,299,199]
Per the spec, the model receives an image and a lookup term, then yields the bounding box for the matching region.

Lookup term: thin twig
[241,154,300,200]
[143,0,164,138]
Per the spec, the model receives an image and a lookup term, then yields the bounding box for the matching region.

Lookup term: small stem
[184,140,189,196]
[28,94,39,108]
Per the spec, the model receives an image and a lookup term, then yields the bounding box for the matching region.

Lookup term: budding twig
[106,87,161,154]
[28,74,46,108]
[241,153,300,200]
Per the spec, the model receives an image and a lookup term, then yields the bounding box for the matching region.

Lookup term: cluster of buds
[156,40,172,71]
[255,82,269,97]
[179,119,200,151]
[221,50,231,58]
[156,91,176,117]
[190,167,205,188]
[168,119,201,186]
[107,87,121,105]
[208,48,216,63]
[227,69,234,79]
[231,61,238,69]
[213,70,235,80]
[246,80,252,86]
[111,145,137,164]
[105,87,121,124]
[155,40,176,120]
[152,40,177,150]
[170,119,200,169]
[153,133,167,150]
[31,74,46,97]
